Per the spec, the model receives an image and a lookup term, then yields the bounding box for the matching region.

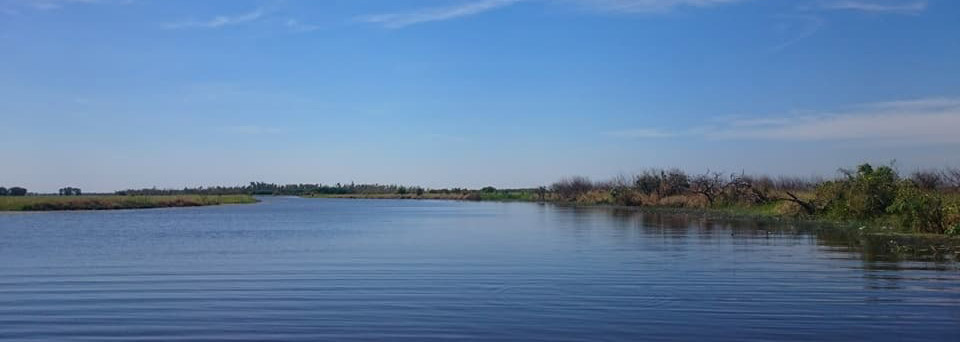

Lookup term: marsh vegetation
[543,164,960,236]
[0,195,257,211]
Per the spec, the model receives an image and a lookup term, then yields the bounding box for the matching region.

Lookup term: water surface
[0,197,957,341]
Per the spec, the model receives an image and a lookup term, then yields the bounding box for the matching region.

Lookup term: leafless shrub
[661,169,690,196]
[690,171,723,205]
[550,176,594,201]
[910,170,943,191]
[942,167,960,191]
[746,175,776,204]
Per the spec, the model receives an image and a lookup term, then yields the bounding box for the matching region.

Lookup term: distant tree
[9,187,27,196]
[59,187,82,196]
[415,187,425,196]
[0,187,7,196]
[397,186,408,195]
[481,186,497,193]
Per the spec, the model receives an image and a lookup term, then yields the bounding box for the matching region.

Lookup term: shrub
[943,167,960,192]
[690,171,723,205]
[551,177,593,201]
[745,175,776,204]
[910,170,943,191]
[817,164,899,220]
[661,169,690,196]
[946,224,960,236]
[633,169,689,197]
[719,173,756,205]
[610,187,641,206]
[634,170,661,195]
[887,180,947,234]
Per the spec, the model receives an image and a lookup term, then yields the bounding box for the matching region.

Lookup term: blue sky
[1,0,958,192]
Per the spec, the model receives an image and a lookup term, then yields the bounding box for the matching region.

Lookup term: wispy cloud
[26,0,109,10]
[569,0,748,13]
[606,128,675,139]
[357,0,755,29]
[164,8,265,29]
[1,0,129,12]
[357,0,522,28]
[611,97,960,144]
[711,97,960,143]
[770,15,824,51]
[818,0,927,14]
[285,19,321,33]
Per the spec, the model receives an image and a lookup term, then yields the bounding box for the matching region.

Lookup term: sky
[1,0,958,192]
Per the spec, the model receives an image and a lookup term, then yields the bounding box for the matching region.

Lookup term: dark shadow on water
[551,204,959,268]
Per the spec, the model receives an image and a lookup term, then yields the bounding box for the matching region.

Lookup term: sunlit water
[0,197,957,341]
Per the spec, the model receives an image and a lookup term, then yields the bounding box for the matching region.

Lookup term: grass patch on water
[0,195,258,212]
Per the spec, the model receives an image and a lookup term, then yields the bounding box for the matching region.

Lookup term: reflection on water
[0,197,957,341]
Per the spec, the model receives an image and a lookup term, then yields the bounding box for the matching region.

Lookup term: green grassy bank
[0,195,258,212]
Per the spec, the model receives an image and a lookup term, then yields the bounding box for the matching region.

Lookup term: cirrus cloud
[610,97,960,144]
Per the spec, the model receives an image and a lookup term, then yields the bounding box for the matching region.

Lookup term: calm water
[0,197,957,341]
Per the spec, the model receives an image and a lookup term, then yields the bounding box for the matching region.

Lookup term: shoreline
[306,194,960,259]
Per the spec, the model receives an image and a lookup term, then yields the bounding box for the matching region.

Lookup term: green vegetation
[0,195,257,212]
[538,164,960,236]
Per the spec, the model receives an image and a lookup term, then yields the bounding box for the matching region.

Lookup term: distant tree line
[116,182,427,197]
[0,187,28,196]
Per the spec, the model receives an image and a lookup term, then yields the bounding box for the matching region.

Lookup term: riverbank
[0,195,258,211]
[306,193,960,260]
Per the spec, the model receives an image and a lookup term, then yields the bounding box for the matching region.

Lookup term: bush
[634,170,661,195]
[632,169,689,196]
[817,164,899,220]
[610,187,641,206]
[690,172,723,205]
[946,224,960,236]
[887,180,947,234]
[551,177,593,201]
